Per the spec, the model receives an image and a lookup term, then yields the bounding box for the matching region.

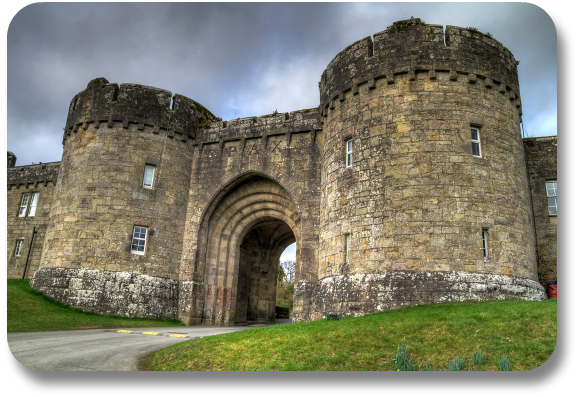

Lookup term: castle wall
[177,111,322,324]
[7,162,59,279]
[32,79,214,318]
[524,136,557,282]
[293,19,541,321]
[22,18,549,323]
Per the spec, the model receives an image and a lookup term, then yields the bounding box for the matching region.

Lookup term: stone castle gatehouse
[7,19,557,325]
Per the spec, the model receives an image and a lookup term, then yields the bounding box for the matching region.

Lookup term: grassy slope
[7,280,184,332]
[141,299,556,371]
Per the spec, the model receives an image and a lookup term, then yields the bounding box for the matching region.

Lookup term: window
[18,192,39,217]
[131,226,148,255]
[18,193,30,217]
[346,140,353,167]
[28,193,39,217]
[482,229,489,262]
[471,127,482,157]
[14,240,24,257]
[345,234,350,263]
[142,165,155,188]
[546,180,557,216]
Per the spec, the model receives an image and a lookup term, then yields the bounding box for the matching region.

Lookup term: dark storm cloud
[7,3,556,166]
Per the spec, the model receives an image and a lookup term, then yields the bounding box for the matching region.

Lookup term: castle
[7,19,557,325]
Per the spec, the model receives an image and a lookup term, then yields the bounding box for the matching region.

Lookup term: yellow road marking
[143,332,159,335]
[169,334,187,338]
[117,330,132,333]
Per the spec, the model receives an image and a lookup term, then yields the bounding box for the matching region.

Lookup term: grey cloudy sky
[7,2,556,167]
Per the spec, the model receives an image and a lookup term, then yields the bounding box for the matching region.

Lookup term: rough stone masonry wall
[35,78,215,314]
[7,162,59,279]
[178,110,322,324]
[31,267,177,319]
[524,136,557,282]
[299,271,545,322]
[292,19,538,321]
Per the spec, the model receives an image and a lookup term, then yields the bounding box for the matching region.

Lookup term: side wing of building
[7,155,60,279]
[524,136,558,283]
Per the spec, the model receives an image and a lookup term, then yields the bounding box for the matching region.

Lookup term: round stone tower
[32,78,216,318]
[293,18,545,321]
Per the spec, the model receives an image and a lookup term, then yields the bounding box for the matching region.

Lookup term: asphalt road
[7,320,291,371]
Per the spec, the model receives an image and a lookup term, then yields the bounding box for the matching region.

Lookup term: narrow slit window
[471,127,482,157]
[482,229,489,262]
[546,180,557,216]
[345,234,350,263]
[131,226,148,255]
[346,140,353,167]
[14,240,23,257]
[142,165,155,188]
[18,193,30,217]
[28,193,39,217]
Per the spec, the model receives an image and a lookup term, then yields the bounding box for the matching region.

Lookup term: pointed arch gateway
[198,174,300,325]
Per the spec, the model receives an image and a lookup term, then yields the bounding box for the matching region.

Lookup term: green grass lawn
[141,299,556,371]
[7,279,184,332]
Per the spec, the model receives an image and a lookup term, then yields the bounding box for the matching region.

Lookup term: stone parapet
[7,162,60,189]
[30,267,178,319]
[193,108,321,149]
[63,78,218,145]
[319,19,521,116]
[293,270,546,322]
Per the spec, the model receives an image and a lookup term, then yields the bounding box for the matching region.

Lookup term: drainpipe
[22,226,36,279]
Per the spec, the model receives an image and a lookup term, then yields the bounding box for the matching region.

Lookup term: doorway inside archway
[235,219,295,324]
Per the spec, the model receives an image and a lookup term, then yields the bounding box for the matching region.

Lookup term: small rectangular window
[546,180,557,216]
[28,193,39,217]
[14,240,23,257]
[142,165,155,188]
[345,234,350,263]
[131,226,148,255]
[346,140,353,167]
[18,193,30,217]
[471,127,482,157]
[482,229,489,262]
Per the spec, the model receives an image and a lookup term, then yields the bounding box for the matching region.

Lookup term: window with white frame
[18,192,39,217]
[546,180,557,216]
[471,127,482,157]
[28,193,39,217]
[346,140,353,167]
[14,240,24,257]
[130,226,148,255]
[345,234,350,263]
[18,193,30,217]
[482,229,489,262]
[142,165,155,188]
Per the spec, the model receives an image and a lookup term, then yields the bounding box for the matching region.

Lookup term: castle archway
[198,175,300,325]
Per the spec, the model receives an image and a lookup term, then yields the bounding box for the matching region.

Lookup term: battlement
[193,107,321,149]
[319,18,520,111]
[63,78,219,145]
[7,161,60,189]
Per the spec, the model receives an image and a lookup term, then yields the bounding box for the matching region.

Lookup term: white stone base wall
[292,271,547,322]
[30,267,178,319]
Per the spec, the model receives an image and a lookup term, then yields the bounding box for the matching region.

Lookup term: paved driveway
[7,320,291,371]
